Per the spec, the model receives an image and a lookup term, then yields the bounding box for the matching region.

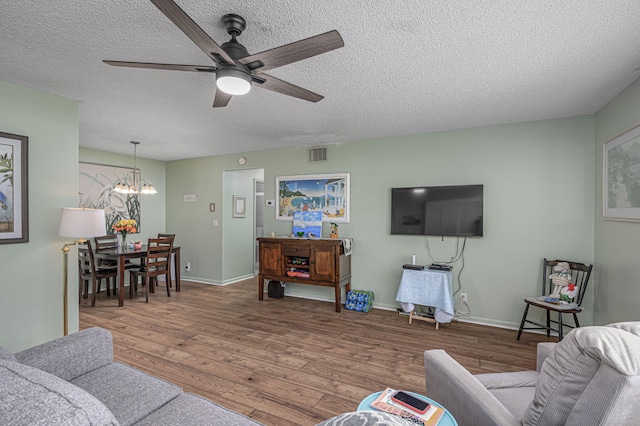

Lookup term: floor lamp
[58,208,106,335]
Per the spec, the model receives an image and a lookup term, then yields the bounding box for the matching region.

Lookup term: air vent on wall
[308,146,327,162]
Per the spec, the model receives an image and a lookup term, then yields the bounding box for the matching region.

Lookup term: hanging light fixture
[113,141,157,195]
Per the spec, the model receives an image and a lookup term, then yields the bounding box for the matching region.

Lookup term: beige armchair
[424,322,640,425]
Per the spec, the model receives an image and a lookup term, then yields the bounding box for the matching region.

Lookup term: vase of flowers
[112,219,137,247]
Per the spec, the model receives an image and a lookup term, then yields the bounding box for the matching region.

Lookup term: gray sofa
[424,321,640,425]
[0,327,262,426]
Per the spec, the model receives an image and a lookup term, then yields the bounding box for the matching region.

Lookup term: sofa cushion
[134,393,263,425]
[0,359,118,426]
[475,371,538,419]
[523,325,640,425]
[71,362,181,426]
[0,346,17,363]
[16,327,113,381]
[487,387,536,421]
[476,370,539,389]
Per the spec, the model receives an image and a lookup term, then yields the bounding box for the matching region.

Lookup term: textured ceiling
[2,1,640,161]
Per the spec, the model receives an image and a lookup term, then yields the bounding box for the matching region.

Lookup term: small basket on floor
[345,290,374,312]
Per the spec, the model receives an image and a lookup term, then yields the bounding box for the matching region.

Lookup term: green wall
[594,77,640,325]
[0,81,79,352]
[167,116,595,328]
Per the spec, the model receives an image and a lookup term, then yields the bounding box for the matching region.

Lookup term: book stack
[369,388,444,426]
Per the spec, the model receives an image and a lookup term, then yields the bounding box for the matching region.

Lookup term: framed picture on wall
[233,195,246,218]
[0,132,29,244]
[79,162,140,233]
[603,121,640,221]
[276,173,350,223]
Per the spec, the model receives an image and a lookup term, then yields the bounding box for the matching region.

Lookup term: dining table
[93,244,181,306]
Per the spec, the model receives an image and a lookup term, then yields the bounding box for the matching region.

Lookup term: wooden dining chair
[128,237,174,302]
[94,235,117,264]
[94,234,139,273]
[517,258,593,341]
[78,240,117,307]
[157,233,176,288]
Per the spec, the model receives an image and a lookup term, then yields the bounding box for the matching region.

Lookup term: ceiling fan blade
[104,60,217,72]
[253,74,324,103]
[213,89,232,108]
[239,30,344,73]
[149,0,235,65]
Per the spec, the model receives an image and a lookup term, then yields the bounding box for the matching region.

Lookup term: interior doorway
[222,168,264,283]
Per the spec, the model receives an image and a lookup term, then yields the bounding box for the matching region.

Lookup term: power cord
[424,236,472,318]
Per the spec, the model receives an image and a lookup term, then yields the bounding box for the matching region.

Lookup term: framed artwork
[276,173,350,223]
[0,132,29,244]
[233,195,246,218]
[603,121,640,221]
[79,162,140,233]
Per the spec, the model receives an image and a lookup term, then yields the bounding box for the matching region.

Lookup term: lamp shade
[58,208,106,238]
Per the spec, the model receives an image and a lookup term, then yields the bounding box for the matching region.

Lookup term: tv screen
[391,185,483,237]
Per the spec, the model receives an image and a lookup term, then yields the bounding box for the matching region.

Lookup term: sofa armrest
[536,342,556,372]
[15,327,113,381]
[424,350,520,426]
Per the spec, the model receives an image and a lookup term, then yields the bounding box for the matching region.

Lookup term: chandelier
[113,141,157,195]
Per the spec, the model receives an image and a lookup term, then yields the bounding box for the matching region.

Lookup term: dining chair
[94,235,117,265]
[517,258,593,341]
[94,234,139,274]
[128,237,174,302]
[157,233,176,288]
[78,240,117,307]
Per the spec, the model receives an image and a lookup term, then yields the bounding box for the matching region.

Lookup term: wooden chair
[94,234,139,268]
[129,237,174,302]
[157,233,175,288]
[94,235,117,264]
[78,240,117,307]
[517,258,593,341]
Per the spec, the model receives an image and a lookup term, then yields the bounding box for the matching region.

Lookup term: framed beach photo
[603,121,640,221]
[276,173,350,223]
[0,132,29,244]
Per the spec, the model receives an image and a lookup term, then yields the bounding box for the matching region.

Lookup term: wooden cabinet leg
[334,284,341,312]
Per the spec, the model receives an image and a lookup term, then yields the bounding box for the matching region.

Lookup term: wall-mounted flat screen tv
[391,185,483,237]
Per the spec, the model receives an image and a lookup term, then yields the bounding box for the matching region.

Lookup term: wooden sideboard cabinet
[257,237,351,312]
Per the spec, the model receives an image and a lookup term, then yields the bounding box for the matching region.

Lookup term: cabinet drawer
[282,245,310,257]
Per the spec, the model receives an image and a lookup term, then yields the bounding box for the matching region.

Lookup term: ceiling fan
[104,0,344,108]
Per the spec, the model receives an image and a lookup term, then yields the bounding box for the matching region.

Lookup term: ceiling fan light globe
[216,67,252,95]
[217,76,251,95]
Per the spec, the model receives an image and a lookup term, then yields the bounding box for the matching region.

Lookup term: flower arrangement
[112,218,137,244]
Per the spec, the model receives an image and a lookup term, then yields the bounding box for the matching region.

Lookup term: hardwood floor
[79,278,554,425]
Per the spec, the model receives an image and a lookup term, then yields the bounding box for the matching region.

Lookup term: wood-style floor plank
[80,278,555,425]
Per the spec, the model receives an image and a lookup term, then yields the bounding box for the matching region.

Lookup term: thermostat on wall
[184,194,197,202]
